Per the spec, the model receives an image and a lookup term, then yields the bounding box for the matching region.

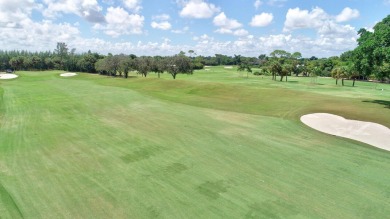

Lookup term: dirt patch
[301,113,390,151]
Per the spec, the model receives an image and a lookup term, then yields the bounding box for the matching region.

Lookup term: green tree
[281,64,293,81]
[350,15,390,82]
[237,61,252,78]
[270,61,282,81]
[136,57,151,77]
[270,49,291,59]
[54,42,69,70]
[119,55,135,78]
[150,57,165,78]
[9,56,24,72]
[331,67,343,85]
[165,53,193,79]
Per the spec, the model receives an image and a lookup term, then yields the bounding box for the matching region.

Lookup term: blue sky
[0,0,389,57]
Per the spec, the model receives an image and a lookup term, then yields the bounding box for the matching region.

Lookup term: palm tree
[270,61,282,81]
[331,67,344,85]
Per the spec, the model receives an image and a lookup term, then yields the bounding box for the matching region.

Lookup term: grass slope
[0,69,389,218]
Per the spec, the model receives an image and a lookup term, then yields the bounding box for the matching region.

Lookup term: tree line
[0,15,388,83]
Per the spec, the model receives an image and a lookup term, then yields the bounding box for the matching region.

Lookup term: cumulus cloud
[171,26,189,34]
[335,7,359,22]
[179,0,219,19]
[94,7,144,37]
[213,12,242,29]
[213,12,248,36]
[250,13,273,27]
[281,6,358,56]
[283,7,357,39]
[0,19,80,51]
[283,7,328,31]
[43,0,104,23]
[151,13,171,30]
[267,0,287,7]
[254,0,262,9]
[123,0,142,13]
[233,29,249,37]
[42,0,105,23]
[0,0,359,58]
[152,14,170,21]
[151,21,171,30]
[0,0,41,27]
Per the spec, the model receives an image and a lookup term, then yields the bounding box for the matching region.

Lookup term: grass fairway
[0,68,390,218]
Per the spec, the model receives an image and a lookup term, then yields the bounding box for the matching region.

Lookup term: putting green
[0,69,389,218]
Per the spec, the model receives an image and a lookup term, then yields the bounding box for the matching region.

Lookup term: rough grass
[0,69,389,218]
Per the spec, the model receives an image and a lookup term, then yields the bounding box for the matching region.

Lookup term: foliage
[347,15,390,82]
[237,61,252,78]
[165,53,193,79]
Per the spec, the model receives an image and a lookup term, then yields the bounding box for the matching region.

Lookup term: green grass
[0,68,389,218]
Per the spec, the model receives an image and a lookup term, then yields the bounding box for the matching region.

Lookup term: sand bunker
[60,72,77,77]
[0,73,18,79]
[224,66,233,69]
[301,113,390,151]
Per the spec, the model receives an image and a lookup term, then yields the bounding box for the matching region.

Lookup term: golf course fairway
[0,68,389,218]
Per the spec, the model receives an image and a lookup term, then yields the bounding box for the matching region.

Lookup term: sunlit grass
[0,68,389,218]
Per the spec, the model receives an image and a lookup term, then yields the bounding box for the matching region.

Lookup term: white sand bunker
[60,72,77,77]
[224,66,233,69]
[301,113,390,151]
[0,73,18,79]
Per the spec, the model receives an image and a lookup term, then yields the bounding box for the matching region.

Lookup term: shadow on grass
[363,100,390,109]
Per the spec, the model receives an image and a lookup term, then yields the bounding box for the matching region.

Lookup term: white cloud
[171,26,189,34]
[152,14,170,21]
[0,0,41,27]
[179,0,219,19]
[283,6,358,53]
[42,0,104,23]
[250,13,273,27]
[215,28,233,34]
[213,12,242,29]
[254,0,262,9]
[318,23,356,38]
[123,0,142,13]
[213,12,247,36]
[283,7,328,31]
[267,0,287,7]
[151,13,171,30]
[335,7,359,22]
[151,21,171,30]
[94,7,144,37]
[0,0,359,58]
[233,29,249,37]
[0,19,80,51]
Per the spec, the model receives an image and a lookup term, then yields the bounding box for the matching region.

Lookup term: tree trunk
[352,79,355,87]
[285,75,287,82]
[280,76,283,81]
[342,78,344,86]
[158,72,160,78]
[173,73,176,79]
[336,78,338,85]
